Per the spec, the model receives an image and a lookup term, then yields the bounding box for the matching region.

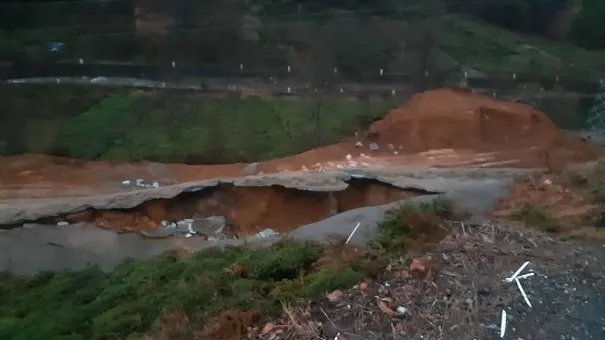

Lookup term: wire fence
[0,74,599,164]
[1,0,603,163]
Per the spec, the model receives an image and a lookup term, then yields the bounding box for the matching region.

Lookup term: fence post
[314,91,322,148]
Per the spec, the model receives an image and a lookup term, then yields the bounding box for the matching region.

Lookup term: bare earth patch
[249,221,605,340]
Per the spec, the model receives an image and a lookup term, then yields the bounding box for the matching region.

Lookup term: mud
[1,177,430,236]
[367,89,602,169]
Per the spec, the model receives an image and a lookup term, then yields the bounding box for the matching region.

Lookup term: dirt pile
[367,89,600,165]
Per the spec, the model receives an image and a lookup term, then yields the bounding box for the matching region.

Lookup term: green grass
[0,242,364,340]
[0,84,118,155]
[374,197,455,250]
[509,203,560,232]
[437,16,605,78]
[55,92,397,163]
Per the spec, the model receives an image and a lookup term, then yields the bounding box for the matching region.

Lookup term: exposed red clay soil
[0,89,602,201]
[491,173,605,239]
[30,179,424,236]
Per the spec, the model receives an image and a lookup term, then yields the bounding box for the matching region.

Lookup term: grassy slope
[0,242,363,340]
[436,15,605,78]
[0,84,118,155]
[56,92,396,163]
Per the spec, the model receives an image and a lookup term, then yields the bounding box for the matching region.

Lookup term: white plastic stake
[507,261,530,282]
[287,65,291,73]
[500,310,507,338]
[379,69,384,76]
[287,86,291,93]
[171,61,176,68]
[334,67,338,74]
[79,58,83,65]
[345,222,361,244]
[339,88,343,94]
[515,278,532,307]
[391,89,396,95]
[556,75,559,82]
[517,272,535,280]
[240,63,244,71]
[513,73,516,79]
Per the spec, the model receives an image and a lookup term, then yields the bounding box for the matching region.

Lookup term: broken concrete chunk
[355,141,363,148]
[56,221,69,227]
[252,228,279,239]
[192,216,227,236]
[369,143,380,151]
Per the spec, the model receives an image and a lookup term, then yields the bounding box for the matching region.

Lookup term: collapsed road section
[0,171,441,238]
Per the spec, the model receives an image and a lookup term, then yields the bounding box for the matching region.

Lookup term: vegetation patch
[509,203,560,232]
[0,197,460,339]
[374,196,456,251]
[3,87,397,163]
[0,242,364,340]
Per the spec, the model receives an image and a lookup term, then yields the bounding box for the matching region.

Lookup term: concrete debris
[369,143,380,151]
[345,154,352,160]
[192,216,226,236]
[355,141,363,148]
[121,179,161,189]
[251,228,279,239]
[56,221,69,227]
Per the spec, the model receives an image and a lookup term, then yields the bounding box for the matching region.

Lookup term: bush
[510,204,560,232]
[374,197,455,250]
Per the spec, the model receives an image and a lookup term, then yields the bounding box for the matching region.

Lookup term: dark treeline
[445,0,605,49]
[0,0,602,80]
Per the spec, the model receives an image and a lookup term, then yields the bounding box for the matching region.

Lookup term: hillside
[1,1,604,82]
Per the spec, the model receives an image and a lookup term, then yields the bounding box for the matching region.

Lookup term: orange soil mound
[367,89,600,166]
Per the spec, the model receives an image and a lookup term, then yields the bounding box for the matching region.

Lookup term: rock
[251,228,278,239]
[369,143,380,151]
[243,162,259,176]
[192,216,227,236]
[355,141,363,148]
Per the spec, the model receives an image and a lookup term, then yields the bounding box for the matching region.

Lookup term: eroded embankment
[2,177,435,237]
